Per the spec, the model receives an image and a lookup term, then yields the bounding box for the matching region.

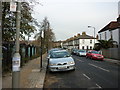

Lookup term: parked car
[86,50,104,60]
[48,50,75,72]
[48,48,63,58]
[77,50,86,56]
[71,48,78,55]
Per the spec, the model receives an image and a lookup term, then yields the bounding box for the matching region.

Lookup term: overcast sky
[32,0,119,41]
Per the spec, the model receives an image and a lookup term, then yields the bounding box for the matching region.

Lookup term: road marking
[88,63,110,72]
[76,58,84,62]
[83,73,91,80]
[96,83,102,88]
[79,59,84,62]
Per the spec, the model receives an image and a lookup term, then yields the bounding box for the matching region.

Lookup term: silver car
[77,50,86,56]
[48,50,75,72]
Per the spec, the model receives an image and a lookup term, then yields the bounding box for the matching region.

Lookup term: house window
[77,40,79,44]
[105,32,107,40]
[100,34,101,40]
[75,40,76,44]
[82,46,84,50]
[82,39,85,44]
[90,40,92,44]
[110,31,113,39]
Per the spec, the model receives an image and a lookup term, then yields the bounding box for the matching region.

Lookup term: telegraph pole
[12,1,21,88]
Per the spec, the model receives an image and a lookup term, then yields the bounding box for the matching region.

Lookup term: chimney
[77,33,80,36]
[82,32,86,35]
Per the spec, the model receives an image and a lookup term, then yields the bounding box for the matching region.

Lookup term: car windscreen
[50,51,71,58]
[91,51,99,54]
[78,50,86,52]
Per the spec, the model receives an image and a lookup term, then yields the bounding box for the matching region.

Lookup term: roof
[75,34,95,39]
[62,32,96,43]
[98,21,120,33]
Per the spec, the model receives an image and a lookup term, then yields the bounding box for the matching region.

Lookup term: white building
[98,21,119,46]
[62,32,98,50]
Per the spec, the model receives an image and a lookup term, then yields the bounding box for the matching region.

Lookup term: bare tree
[34,17,56,52]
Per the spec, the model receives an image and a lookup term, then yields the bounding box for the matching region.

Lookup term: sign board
[10,2,16,12]
[12,54,21,72]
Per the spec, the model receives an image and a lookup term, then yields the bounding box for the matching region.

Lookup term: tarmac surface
[44,55,120,88]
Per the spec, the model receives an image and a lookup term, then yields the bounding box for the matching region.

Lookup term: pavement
[2,53,48,89]
[104,58,120,65]
[2,53,120,89]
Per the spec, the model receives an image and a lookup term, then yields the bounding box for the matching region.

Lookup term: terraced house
[62,32,98,50]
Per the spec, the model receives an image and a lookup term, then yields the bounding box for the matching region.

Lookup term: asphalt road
[43,55,120,89]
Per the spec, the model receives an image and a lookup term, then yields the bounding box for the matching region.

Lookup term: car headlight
[69,61,75,64]
[93,55,97,57]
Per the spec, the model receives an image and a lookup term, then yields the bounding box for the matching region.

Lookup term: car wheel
[71,68,76,71]
[90,57,93,60]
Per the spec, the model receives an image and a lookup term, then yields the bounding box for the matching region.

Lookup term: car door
[87,51,91,58]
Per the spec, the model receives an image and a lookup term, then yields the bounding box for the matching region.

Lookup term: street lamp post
[88,26,96,46]
[1,0,40,88]
[12,1,21,88]
[1,0,21,88]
